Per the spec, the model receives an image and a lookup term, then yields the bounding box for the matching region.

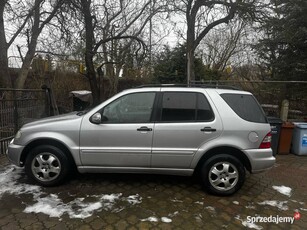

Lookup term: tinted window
[197,94,215,121]
[103,92,155,123]
[221,93,267,123]
[161,92,214,122]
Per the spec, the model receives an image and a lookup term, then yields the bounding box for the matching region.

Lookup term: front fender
[18,132,81,166]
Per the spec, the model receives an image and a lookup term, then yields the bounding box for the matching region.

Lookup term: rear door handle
[137,126,152,132]
[201,127,217,132]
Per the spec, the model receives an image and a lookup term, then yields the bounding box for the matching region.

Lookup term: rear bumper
[243,148,276,173]
[6,139,24,167]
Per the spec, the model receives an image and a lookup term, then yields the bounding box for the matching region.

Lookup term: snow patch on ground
[24,193,120,219]
[161,217,172,223]
[141,211,178,223]
[291,200,305,205]
[245,204,256,209]
[195,213,203,222]
[205,206,215,212]
[141,216,173,223]
[169,211,179,217]
[125,194,142,205]
[235,215,263,230]
[272,185,292,197]
[24,192,144,219]
[0,165,144,219]
[141,216,159,222]
[0,166,42,199]
[171,198,183,203]
[258,200,288,211]
[195,201,204,205]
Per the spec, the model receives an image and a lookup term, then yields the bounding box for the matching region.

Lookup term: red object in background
[278,122,294,154]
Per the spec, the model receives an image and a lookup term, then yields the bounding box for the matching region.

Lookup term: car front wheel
[201,154,245,196]
[25,145,70,186]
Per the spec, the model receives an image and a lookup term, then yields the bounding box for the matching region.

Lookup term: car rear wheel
[25,145,70,186]
[201,154,245,196]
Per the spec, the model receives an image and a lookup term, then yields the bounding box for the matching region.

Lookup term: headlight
[15,130,22,139]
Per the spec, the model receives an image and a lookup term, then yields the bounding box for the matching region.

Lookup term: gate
[0,88,50,154]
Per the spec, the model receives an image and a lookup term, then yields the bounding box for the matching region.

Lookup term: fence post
[280,99,289,121]
[12,90,19,134]
[42,85,51,116]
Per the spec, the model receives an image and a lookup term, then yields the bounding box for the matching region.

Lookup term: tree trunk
[186,13,196,85]
[187,47,195,85]
[85,52,100,105]
[81,0,100,105]
[0,1,11,88]
[15,0,40,89]
[15,43,37,89]
[0,51,11,88]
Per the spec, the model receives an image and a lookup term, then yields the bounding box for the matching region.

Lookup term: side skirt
[77,166,194,176]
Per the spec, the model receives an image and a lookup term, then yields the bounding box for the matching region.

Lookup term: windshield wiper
[76,110,88,116]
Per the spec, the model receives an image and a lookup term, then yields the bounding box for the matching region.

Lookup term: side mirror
[91,113,102,124]
[90,112,108,124]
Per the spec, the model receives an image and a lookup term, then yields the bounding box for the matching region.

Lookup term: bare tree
[0,0,10,88]
[0,0,32,88]
[15,0,65,89]
[64,0,168,104]
[0,0,64,89]
[173,0,262,84]
[200,21,248,72]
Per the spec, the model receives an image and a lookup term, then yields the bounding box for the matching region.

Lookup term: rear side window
[161,92,214,122]
[221,93,267,123]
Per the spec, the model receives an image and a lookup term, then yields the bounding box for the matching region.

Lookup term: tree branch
[194,4,237,50]
[7,10,32,48]
[95,35,147,52]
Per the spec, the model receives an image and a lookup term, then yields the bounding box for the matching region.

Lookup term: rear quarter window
[221,93,267,123]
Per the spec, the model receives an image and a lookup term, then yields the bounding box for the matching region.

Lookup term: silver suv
[7,85,275,195]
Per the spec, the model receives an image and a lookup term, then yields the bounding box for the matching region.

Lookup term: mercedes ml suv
[7,85,275,195]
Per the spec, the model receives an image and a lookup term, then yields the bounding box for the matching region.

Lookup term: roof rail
[190,84,240,90]
[136,83,240,90]
[189,80,241,90]
[136,84,186,88]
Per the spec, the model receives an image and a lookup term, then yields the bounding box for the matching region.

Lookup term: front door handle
[201,127,217,132]
[137,126,152,132]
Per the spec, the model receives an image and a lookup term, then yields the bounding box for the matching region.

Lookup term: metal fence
[0,88,49,154]
[0,136,13,154]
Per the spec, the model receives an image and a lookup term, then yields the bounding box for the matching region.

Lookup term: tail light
[259,132,272,149]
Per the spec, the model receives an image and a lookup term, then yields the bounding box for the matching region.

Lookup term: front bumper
[244,148,276,173]
[6,139,25,166]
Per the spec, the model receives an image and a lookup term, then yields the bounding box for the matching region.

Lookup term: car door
[152,90,223,168]
[79,92,156,167]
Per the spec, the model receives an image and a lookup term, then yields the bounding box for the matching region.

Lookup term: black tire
[200,154,245,196]
[25,145,71,186]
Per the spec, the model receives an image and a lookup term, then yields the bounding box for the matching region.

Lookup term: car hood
[22,112,82,129]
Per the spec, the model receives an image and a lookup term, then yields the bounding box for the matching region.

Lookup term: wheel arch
[20,138,76,169]
[194,146,252,175]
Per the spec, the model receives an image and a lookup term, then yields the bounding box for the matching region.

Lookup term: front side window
[102,92,155,123]
[161,92,214,122]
